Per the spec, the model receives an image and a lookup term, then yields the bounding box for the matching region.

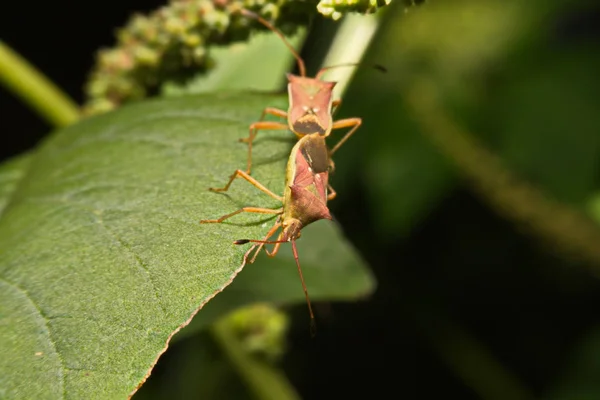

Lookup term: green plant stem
[406,77,600,269]
[211,318,300,400]
[0,41,80,127]
[320,12,380,99]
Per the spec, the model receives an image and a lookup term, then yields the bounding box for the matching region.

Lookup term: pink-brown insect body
[281,134,333,242]
[200,132,334,334]
[234,10,365,176]
[287,74,337,137]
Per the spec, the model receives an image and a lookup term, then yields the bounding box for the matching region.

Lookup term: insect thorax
[287,74,336,137]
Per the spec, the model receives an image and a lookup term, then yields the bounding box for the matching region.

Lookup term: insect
[239,9,367,175]
[200,133,336,335]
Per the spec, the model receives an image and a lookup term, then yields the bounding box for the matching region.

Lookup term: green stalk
[0,41,80,127]
[406,77,600,269]
[321,12,380,99]
[211,319,300,400]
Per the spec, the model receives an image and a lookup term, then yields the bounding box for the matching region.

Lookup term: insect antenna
[315,63,387,79]
[234,238,317,336]
[292,240,317,337]
[234,239,287,245]
[240,9,307,77]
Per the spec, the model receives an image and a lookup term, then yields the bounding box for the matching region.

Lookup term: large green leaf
[0,153,30,216]
[0,93,375,399]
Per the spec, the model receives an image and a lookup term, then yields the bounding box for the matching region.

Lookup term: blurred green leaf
[335,0,600,238]
[133,331,252,400]
[545,326,600,400]
[331,3,458,236]
[386,0,527,85]
[389,0,600,207]
[162,30,304,96]
[0,93,374,399]
[336,87,455,235]
[334,0,533,236]
[480,48,600,205]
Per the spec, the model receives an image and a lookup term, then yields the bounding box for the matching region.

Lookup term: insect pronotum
[200,133,335,335]
[239,9,369,175]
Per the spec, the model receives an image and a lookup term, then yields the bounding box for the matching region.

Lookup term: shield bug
[238,9,374,175]
[200,133,335,335]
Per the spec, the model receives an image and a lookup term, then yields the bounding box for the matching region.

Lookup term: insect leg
[200,207,283,224]
[329,117,362,156]
[264,231,284,258]
[240,107,288,175]
[291,239,316,335]
[331,99,342,115]
[209,169,283,202]
[249,220,283,263]
[328,158,336,174]
[327,183,337,201]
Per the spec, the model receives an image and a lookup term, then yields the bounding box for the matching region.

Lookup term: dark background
[3,1,600,399]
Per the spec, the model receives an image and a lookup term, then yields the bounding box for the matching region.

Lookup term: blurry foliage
[331,0,600,398]
[546,326,600,400]
[0,94,374,399]
[133,0,600,396]
[83,0,313,115]
[336,0,600,260]
[3,0,600,398]
[83,0,401,115]
[133,330,254,400]
[0,1,380,398]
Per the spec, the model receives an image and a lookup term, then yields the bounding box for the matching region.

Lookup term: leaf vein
[94,216,169,317]
[0,277,66,399]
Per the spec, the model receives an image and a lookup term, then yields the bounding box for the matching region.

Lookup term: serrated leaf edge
[127,245,253,399]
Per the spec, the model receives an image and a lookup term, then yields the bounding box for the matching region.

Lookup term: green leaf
[178,218,373,339]
[136,305,298,400]
[480,48,600,206]
[0,153,31,216]
[331,3,458,236]
[133,330,253,400]
[334,81,455,235]
[0,93,374,399]
[162,30,304,96]
[544,326,600,400]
